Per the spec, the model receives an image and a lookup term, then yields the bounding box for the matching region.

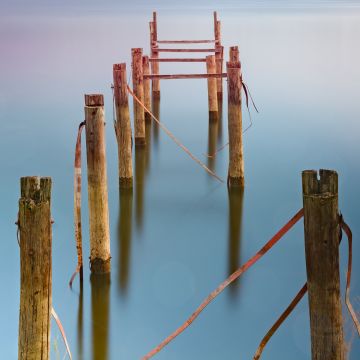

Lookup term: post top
[113,63,126,71]
[206,54,216,61]
[20,176,52,202]
[85,94,104,107]
[302,169,338,196]
[132,48,143,56]
[142,55,149,62]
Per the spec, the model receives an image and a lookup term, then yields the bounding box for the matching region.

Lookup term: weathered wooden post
[150,14,160,98]
[214,12,223,99]
[131,48,146,145]
[229,45,239,62]
[302,169,344,360]
[142,55,152,120]
[113,63,133,188]
[226,60,244,187]
[206,55,218,121]
[84,94,111,273]
[215,45,224,100]
[18,176,52,360]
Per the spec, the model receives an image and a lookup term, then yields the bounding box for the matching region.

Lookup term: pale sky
[1,0,360,16]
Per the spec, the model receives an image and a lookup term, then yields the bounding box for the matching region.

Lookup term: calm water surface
[1,3,360,359]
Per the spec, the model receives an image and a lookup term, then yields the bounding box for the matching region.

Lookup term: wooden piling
[18,176,52,360]
[302,169,344,360]
[229,46,239,62]
[206,55,218,121]
[216,45,224,99]
[132,48,146,145]
[226,61,244,187]
[142,55,152,121]
[213,11,218,39]
[113,63,133,188]
[214,13,223,99]
[150,20,160,98]
[84,94,111,273]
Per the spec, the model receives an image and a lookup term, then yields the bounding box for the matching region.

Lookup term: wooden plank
[157,40,216,44]
[143,73,227,80]
[155,48,218,53]
[149,57,224,62]
[149,58,206,62]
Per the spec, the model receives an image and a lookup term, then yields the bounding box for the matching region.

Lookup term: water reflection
[118,188,133,294]
[77,284,84,360]
[135,146,146,232]
[207,117,219,171]
[217,99,223,145]
[91,274,110,360]
[151,94,160,148]
[227,187,244,296]
[145,117,152,175]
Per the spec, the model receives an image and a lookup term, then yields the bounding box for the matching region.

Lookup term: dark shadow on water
[91,274,111,360]
[207,117,219,172]
[217,98,223,146]
[227,186,244,297]
[134,113,153,234]
[77,283,84,360]
[145,118,152,175]
[135,146,146,233]
[118,187,133,295]
[151,95,160,150]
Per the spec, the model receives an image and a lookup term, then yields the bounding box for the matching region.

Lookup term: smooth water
[1,2,360,359]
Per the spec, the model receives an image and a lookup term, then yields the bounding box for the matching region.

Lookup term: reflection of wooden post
[229,46,239,62]
[85,94,111,273]
[118,188,133,292]
[113,63,133,188]
[150,14,160,98]
[228,187,244,289]
[302,169,344,360]
[227,61,244,187]
[18,176,52,360]
[207,115,218,171]
[206,55,218,121]
[91,274,110,360]
[152,95,160,145]
[142,55,151,120]
[132,48,146,145]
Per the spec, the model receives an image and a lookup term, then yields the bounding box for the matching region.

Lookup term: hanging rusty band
[69,120,86,288]
[142,209,304,359]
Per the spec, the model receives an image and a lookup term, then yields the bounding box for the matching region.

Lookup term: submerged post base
[135,137,146,146]
[228,175,244,188]
[119,177,133,188]
[90,257,111,274]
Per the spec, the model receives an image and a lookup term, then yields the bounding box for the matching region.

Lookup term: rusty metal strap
[69,121,86,288]
[142,209,304,359]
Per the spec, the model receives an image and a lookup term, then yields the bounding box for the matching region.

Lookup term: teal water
[1,4,360,359]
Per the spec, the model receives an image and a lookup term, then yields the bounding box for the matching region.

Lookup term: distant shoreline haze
[1,0,360,16]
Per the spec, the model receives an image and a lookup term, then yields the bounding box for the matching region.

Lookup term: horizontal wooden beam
[149,57,206,62]
[156,40,216,44]
[154,48,218,53]
[149,58,223,62]
[143,73,227,80]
